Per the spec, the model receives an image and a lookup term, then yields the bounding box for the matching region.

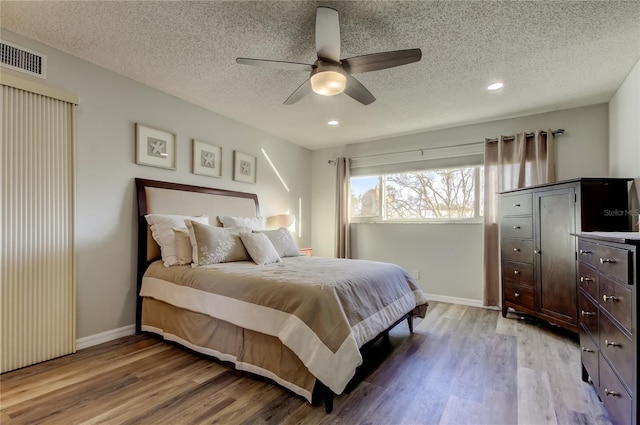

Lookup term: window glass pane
[350,176,380,218]
[384,167,477,219]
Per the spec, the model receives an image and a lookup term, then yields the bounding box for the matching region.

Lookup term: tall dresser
[576,232,639,425]
[500,178,630,332]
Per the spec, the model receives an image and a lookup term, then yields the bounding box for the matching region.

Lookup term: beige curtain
[335,157,351,258]
[483,130,556,306]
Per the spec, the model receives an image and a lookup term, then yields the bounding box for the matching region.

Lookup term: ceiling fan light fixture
[310,70,347,96]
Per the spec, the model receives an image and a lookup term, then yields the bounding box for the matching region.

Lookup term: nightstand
[299,248,313,256]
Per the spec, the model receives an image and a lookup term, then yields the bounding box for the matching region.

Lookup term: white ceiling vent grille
[0,40,46,79]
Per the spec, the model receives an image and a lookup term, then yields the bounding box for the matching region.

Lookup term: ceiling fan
[236,6,422,105]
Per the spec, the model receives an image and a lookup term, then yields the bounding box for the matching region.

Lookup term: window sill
[350,220,483,225]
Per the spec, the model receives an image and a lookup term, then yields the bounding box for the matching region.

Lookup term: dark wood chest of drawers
[577,232,639,425]
[500,178,631,332]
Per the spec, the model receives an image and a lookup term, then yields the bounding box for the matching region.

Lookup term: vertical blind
[1,83,76,372]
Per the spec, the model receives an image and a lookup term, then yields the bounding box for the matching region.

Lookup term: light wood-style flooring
[1,302,612,425]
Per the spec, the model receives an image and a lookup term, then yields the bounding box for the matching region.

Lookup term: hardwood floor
[0,302,612,425]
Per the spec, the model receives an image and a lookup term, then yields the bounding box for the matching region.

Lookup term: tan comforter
[140,256,428,397]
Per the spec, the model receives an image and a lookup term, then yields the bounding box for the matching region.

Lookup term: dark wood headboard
[134,178,260,333]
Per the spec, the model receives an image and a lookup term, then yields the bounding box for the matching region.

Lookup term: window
[350,165,484,222]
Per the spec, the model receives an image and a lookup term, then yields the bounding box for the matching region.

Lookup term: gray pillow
[185,220,250,266]
[218,215,266,230]
[240,232,281,265]
[255,227,300,257]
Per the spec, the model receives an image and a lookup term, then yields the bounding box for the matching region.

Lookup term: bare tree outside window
[386,168,476,218]
[350,166,483,221]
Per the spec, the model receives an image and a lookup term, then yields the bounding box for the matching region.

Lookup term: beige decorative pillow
[185,220,250,266]
[219,215,266,230]
[172,228,193,265]
[240,232,281,265]
[144,214,209,267]
[256,227,300,257]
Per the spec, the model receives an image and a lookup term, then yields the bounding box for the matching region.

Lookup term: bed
[135,178,429,412]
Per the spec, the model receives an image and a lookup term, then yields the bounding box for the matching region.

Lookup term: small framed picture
[135,123,176,170]
[192,140,222,178]
[233,151,257,184]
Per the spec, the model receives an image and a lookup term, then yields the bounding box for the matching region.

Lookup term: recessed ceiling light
[487,82,504,91]
[327,120,340,126]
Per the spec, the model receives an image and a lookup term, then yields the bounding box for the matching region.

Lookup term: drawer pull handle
[513,203,521,207]
[513,248,520,252]
[605,340,621,348]
[604,389,620,397]
[581,347,593,353]
[602,295,618,303]
[580,277,593,283]
[580,310,596,316]
[513,270,520,275]
[512,225,521,229]
[579,249,592,255]
[600,258,616,264]
[514,292,520,298]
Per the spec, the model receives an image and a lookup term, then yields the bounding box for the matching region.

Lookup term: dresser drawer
[501,193,532,216]
[599,312,633,392]
[600,275,632,333]
[578,240,602,269]
[501,239,533,264]
[599,354,633,425]
[597,245,631,285]
[579,327,599,387]
[502,261,533,286]
[578,292,598,338]
[503,282,534,311]
[578,262,599,301]
[501,217,533,239]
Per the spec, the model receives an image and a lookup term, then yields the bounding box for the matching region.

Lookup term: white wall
[312,104,610,302]
[609,58,640,228]
[3,31,312,339]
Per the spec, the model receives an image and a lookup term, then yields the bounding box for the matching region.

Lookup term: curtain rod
[327,128,565,164]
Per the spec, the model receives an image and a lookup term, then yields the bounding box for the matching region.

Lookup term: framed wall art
[233,150,256,184]
[192,139,222,178]
[135,123,176,170]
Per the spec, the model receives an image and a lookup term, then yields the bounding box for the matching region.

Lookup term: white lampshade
[266,214,296,231]
[310,71,347,96]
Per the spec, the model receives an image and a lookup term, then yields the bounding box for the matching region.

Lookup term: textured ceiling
[2,1,639,150]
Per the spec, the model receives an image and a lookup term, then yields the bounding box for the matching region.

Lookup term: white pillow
[172,227,193,265]
[255,227,300,257]
[186,220,250,266]
[219,215,266,230]
[240,232,281,265]
[145,214,209,267]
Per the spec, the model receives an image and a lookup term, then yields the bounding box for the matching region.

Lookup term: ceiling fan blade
[236,58,315,72]
[342,48,422,74]
[344,75,376,105]
[315,7,341,62]
[283,79,312,105]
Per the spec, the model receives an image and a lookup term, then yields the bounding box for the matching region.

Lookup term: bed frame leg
[313,381,335,413]
[407,314,414,333]
[324,387,334,413]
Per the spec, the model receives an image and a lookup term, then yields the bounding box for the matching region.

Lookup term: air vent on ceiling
[0,40,46,79]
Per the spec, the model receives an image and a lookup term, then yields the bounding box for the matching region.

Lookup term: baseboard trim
[425,293,498,310]
[76,324,136,350]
